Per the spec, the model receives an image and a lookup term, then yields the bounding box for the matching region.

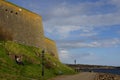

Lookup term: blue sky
[7,0,120,66]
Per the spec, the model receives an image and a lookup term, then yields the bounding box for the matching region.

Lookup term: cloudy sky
[7,0,120,66]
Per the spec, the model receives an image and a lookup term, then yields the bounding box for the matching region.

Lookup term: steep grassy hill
[0,41,75,80]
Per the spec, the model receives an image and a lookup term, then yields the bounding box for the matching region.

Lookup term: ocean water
[81,69,120,75]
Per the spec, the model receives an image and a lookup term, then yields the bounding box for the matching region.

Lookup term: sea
[81,69,120,75]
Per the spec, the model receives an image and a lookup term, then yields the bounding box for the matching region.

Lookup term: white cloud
[58,49,100,64]
[58,49,74,63]
[79,32,97,37]
[58,38,120,49]
[51,5,70,17]
[43,0,120,38]
[59,49,70,59]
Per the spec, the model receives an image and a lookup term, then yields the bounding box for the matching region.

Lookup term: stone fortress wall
[0,0,58,59]
[45,37,59,59]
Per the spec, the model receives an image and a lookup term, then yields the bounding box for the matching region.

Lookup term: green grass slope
[0,41,75,80]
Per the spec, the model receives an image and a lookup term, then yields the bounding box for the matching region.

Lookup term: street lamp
[41,50,45,80]
[74,59,76,65]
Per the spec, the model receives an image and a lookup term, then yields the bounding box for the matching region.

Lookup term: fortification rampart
[0,0,59,59]
[45,37,59,59]
[0,0,45,48]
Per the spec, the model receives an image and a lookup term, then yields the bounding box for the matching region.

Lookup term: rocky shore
[95,73,120,80]
[48,72,120,80]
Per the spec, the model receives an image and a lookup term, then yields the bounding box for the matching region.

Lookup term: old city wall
[0,1,45,48]
[45,37,59,59]
[0,0,59,59]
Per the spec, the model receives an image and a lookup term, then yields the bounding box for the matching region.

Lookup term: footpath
[48,72,96,80]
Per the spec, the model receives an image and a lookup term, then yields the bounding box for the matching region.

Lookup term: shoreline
[78,68,120,75]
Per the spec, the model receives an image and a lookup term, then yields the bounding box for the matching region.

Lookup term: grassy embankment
[0,41,75,80]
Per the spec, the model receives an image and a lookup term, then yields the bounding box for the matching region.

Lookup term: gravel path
[48,72,97,80]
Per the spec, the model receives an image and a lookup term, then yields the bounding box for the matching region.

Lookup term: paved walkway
[48,72,97,80]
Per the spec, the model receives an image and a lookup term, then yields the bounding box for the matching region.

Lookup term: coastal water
[81,69,120,75]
